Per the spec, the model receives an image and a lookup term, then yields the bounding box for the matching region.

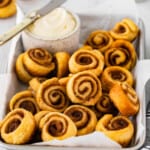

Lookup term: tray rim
[0,15,146,150]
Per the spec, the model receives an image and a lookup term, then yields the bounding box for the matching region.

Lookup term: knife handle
[0,12,40,46]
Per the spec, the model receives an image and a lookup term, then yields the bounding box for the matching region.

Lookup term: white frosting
[27,8,76,39]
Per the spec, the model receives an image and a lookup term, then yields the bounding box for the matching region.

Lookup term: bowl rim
[24,8,80,41]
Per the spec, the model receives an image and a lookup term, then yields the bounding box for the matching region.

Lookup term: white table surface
[0,0,150,149]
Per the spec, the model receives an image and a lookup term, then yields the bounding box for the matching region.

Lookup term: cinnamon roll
[67,71,102,106]
[91,93,118,119]
[109,83,139,116]
[85,30,113,53]
[101,66,134,91]
[29,77,47,93]
[9,90,39,115]
[105,40,137,70]
[23,48,55,76]
[0,108,36,144]
[64,105,97,136]
[96,114,134,147]
[69,49,104,76]
[110,18,139,41]
[54,51,70,78]
[0,0,16,18]
[39,112,77,141]
[16,53,34,83]
[36,78,69,112]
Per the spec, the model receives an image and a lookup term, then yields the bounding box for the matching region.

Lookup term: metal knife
[0,0,66,46]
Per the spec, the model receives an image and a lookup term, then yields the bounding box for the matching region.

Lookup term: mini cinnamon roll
[109,83,139,116]
[23,48,55,76]
[39,112,77,141]
[36,78,69,112]
[92,93,118,119]
[16,53,34,83]
[34,111,50,127]
[64,105,97,136]
[67,71,102,106]
[9,90,40,115]
[0,108,36,144]
[0,0,17,18]
[54,52,70,78]
[101,66,134,91]
[105,40,137,70]
[69,49,104,76]
[29,77,47,93]
[110,18,139,41]
[96,114,134,147]
[85,30,113,53]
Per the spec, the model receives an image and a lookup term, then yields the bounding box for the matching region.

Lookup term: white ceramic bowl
[22,9,80,54]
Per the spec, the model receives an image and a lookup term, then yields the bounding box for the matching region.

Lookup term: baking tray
[0,13,146,150]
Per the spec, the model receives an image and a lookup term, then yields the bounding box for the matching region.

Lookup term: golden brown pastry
[39,112,77,141]
[9,90,40,115]
[29,77,47,93]
[101,66,134,92]
[109,83,139,116]
[0,0,16,18]
[58,76,70,86]
[105,40,137,70]
[78,45,93,51]
[85,30,113,53]
[91,92,118,119]
[67,71,102,106]
[23,48,55,76]
[16,53,34,83]
[54,51,70,78]
[36,77,69,112]
[110,18,139,41]
[96,114,134,147]
[0,108,36,144]
[69,49,104,76]
[64,105,97,136]
[34,111,50,127]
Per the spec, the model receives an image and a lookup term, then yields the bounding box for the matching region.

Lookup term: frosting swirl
[28,8,76,40]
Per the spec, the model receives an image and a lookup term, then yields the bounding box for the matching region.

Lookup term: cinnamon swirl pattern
[9,90,39,115]
[0,0,17,18]
[96,114,134,147]
[54,52,70,78]
[109,83,139,116]
[64,105,97,136]
[36,78,69,112]
[67,71,102,106]
[92,93,118,119]
[39,112,77,141]
[16,48,55,83]
[110,18,139,41]
[105,40,137,70]
[69,49,104,76]
[0,108,36,144]
[23,48,55,76]
[85,30,113,53]
[101,66,134,91]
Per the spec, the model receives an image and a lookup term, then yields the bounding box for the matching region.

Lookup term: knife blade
[0,0,66,46]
